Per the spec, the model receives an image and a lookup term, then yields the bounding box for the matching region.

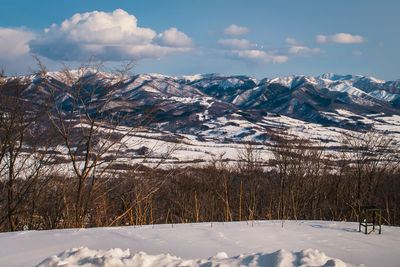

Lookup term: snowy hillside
[1,220,398,267]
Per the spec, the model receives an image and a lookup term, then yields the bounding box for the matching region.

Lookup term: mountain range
[9,71,400,147]
[85,72,400,139]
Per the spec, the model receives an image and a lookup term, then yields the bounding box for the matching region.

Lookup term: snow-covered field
[44,110,400,172]
[1,220,398,267]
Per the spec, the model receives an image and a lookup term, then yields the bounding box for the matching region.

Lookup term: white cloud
[285,38,322,57]
[315,35,328,44]
[218,39,252,50]
[316,33,365,44]
[223,24,249,36]
[285,37,302,46]
[352,51,363,56]
[231,49,288,64]
[155,28,192,48]
[61,9,155,45]
[0,27,35,61]
[218,36,287,64]
[0,27,37,73]
[288,45,322,56]
[218,37,286,64]
[331,33,364,44]
[29,9,192,61]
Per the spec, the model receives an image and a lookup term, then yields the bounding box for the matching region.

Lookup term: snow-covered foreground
[0,221,398,267]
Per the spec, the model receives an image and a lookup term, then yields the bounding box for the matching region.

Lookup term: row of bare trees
[1,130,399,232]
[1,62,399,232]
[104,134,399,227]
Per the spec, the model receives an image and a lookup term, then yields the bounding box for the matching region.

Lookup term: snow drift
[37,247,356,267]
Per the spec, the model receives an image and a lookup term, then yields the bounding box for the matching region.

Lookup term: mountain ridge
[4,71,400,143]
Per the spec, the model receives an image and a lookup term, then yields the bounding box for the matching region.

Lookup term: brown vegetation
[1,131,399,232]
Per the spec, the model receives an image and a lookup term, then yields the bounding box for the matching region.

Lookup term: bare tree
[37,60,152,227]
[236,143,264,221]
[270,131,327,220]
[0,75,55,231]
[340,130,396,218]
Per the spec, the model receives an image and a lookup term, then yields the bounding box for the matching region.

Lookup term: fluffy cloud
[316,33,364,44]
[230,49,288,64]
[218,39,252,50]
[29,9,192,61]
[0,27,37,73]
[155,28,192,48]
[223,24,249,36]
[0,27,35,61]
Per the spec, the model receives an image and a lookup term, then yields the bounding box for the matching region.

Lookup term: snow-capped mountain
[108,72,400,133]
[8,72,400,145]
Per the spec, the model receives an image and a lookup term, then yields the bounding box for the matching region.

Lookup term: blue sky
[1,0,399,79]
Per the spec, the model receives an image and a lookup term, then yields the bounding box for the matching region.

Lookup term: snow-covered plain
[1,220,398,267]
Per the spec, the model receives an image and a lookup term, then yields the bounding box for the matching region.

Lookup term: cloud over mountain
[230,49,288,64]
[285,38,322,56]
[29,9,192,61]
[288,45,322,56]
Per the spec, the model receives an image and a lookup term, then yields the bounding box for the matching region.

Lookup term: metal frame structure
[359,206,382,234]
